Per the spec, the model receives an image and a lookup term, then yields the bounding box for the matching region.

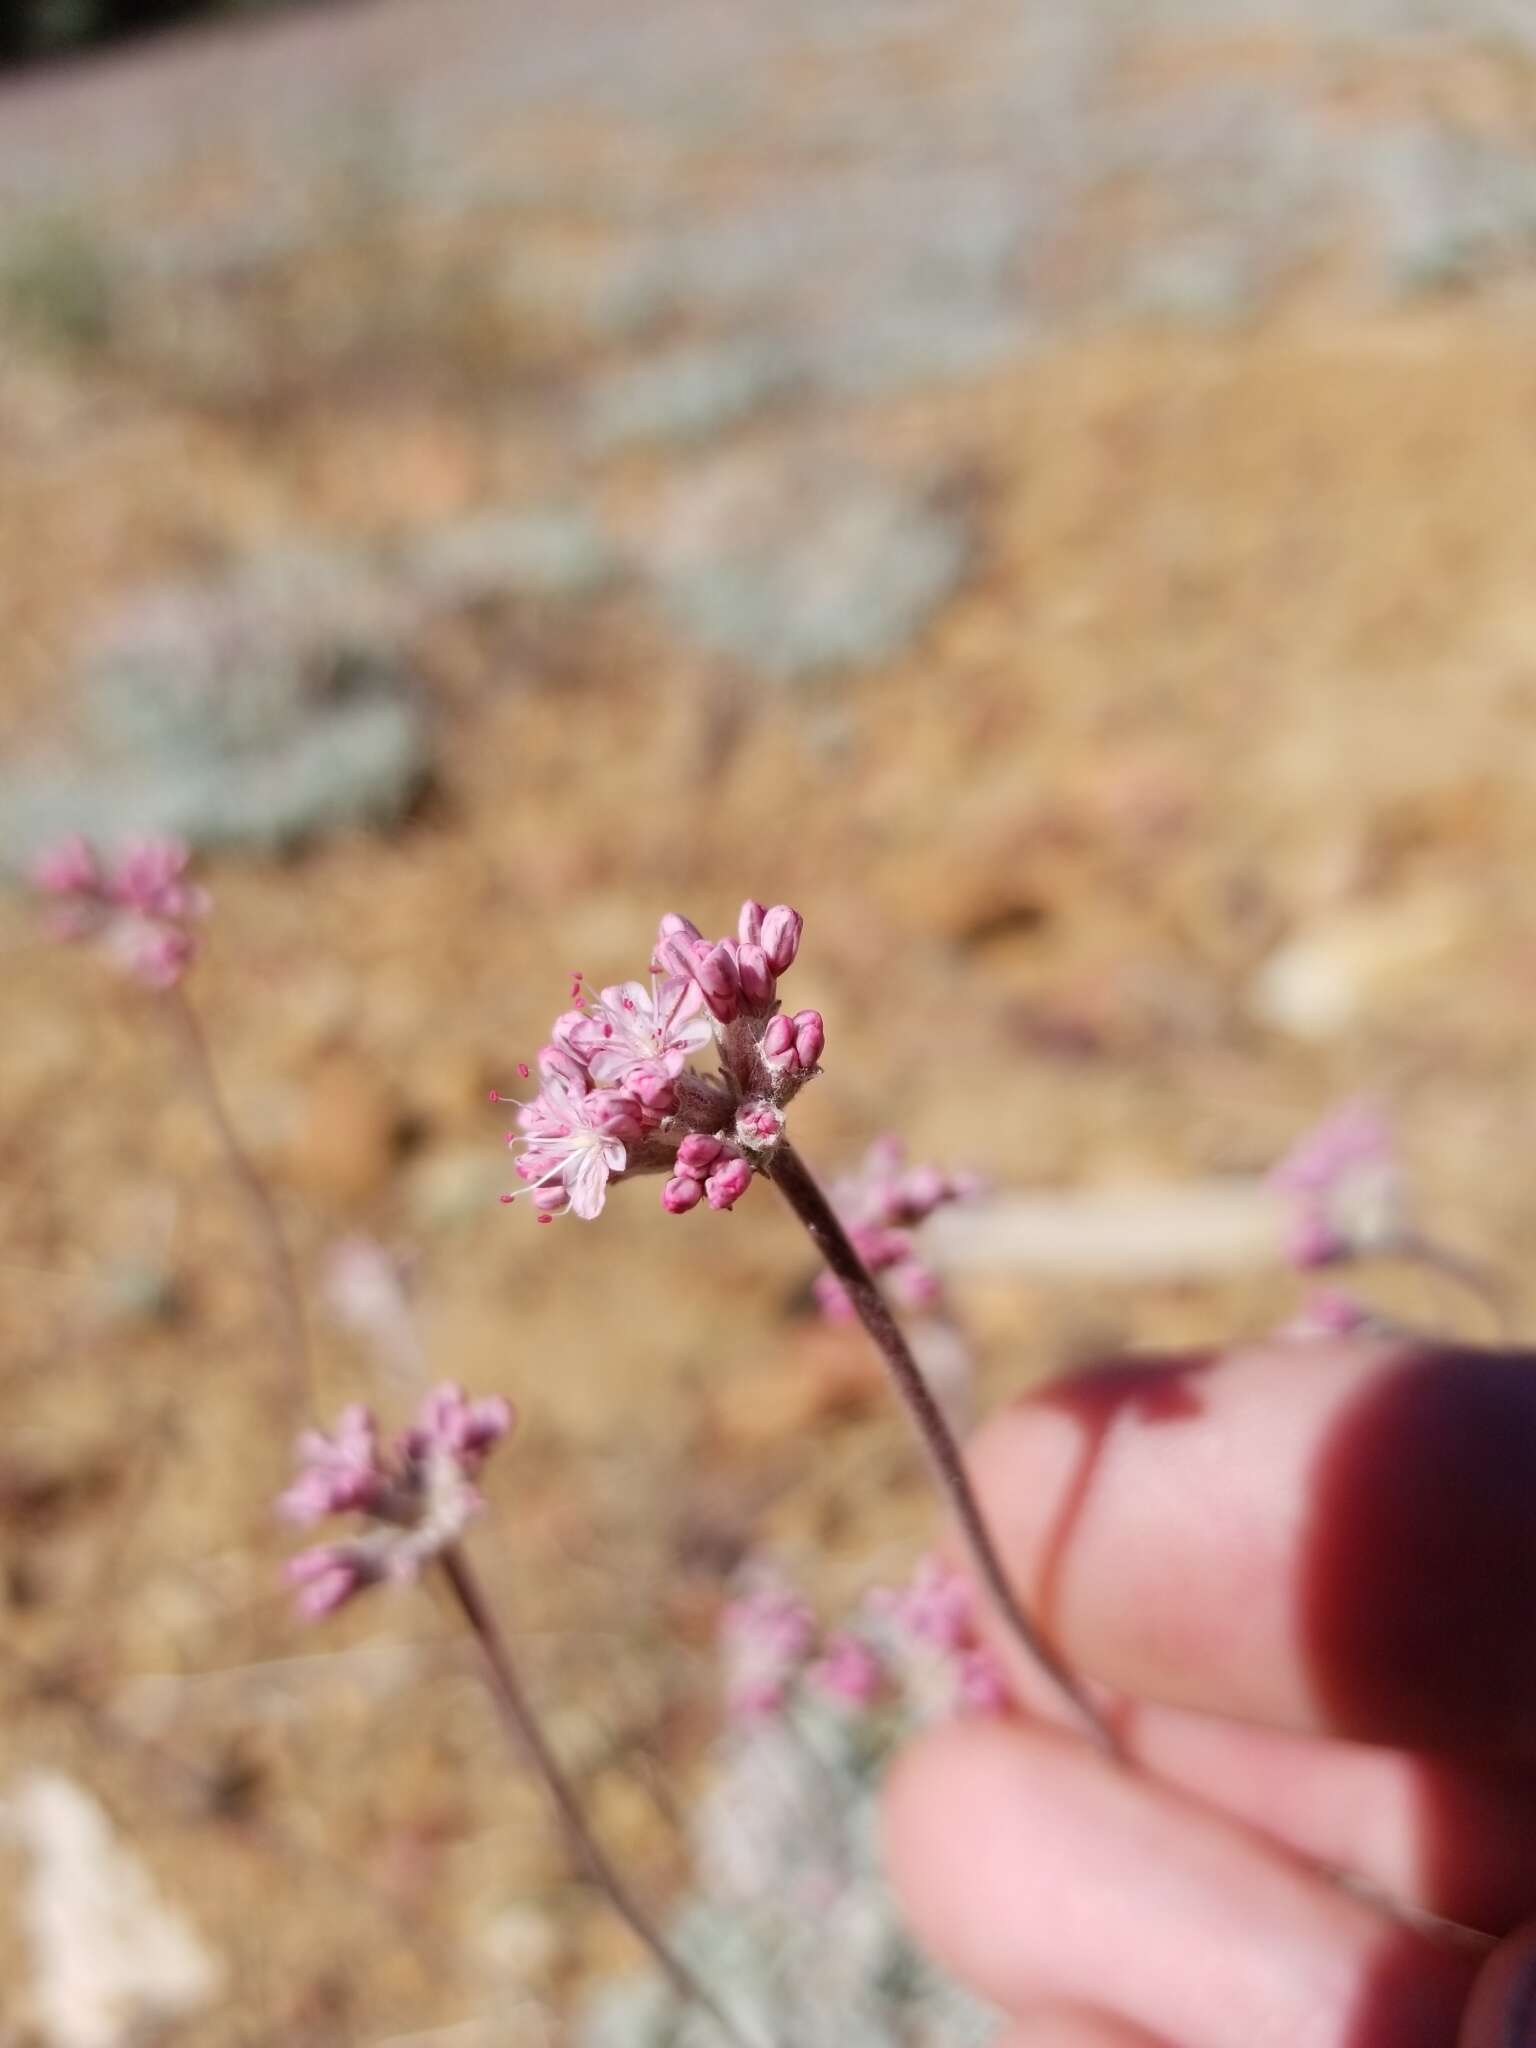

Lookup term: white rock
[5,1772,222,2048]
[1249,891,1470,1041]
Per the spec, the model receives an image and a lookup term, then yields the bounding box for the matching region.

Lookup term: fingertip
[956,1340,1536,1750]
[882,1716,1016,1945]
[997,2016,1173,2048]
[1459,1918,1536,2048]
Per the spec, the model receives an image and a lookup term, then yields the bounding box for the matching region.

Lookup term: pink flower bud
[735,1102,783,1147]
[891,1258,943,1312]
[760,905,803,975]
[119,923,196,989]
[957,1646,1011,1715]
[285,1545,373,1620]
[652,935,697,982]
[694,941,742,1021]
[652,912,703,973]
[661,1174,704,1214]
[675,1132,725,1178]
[761,1013,795,1062]
[626,1061,678,1113]
[737,899,766,946]
[32,834,100,898]
[892,1165,949,1221]
[705,1156,752,1210]
[1287,1205,1342,1270]
[537,1042,589,1089]
[110,836,193,915]
[412,1383,515,1467]
[811,1634,884,1707]
[791,1008,824,1069]
[736,942,776,1008]
[812,1270,855,1321]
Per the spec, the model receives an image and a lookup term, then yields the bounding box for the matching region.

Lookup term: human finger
[961,1341,1536,1753]
[1116,1699,1536,1938]
[1458,1916,1536,2048]
[993,2011,1171,2047]
[884,1716,1477,2047]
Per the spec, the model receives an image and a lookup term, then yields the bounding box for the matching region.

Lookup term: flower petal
[566,1143,613,1220]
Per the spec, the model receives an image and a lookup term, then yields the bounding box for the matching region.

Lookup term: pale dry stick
[439,1545,761,2048]
[769,1141,1123,1763]
[161,983,315,1407]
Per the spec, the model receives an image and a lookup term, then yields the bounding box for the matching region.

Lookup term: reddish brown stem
[163,984,314,1407]
[440,1545,757,2047]
[769,1140,1122,1761]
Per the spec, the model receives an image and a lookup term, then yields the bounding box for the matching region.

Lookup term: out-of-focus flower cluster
[1276,1287,1378,1341]
[1268,1099,1404,1270]
[279,1384,513,1617]
[32,834,209,989]
[583,1556,1005,2048]
[499,900,824,1222]
[722,1557,1009,1727]
[812,1136,979,1322]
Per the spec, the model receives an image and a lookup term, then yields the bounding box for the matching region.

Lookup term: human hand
[884,1340,1536,2047]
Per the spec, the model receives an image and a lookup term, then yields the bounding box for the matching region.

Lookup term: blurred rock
[477,1902,562,1986]
[1248,890,1473,1040]
[9,1771,223,2048]
[94,1256,181,1327]
[582,340,804,452]
[405,508,621,609]
[0,548,429,872]
[644,453,971,682]
[406,1144,508,1228]
[1358,122,1536,295]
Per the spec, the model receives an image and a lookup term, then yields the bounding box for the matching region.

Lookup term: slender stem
[1396,1231,1513,1342]
[769,1140,1123,1761]
[163,984,315,1407]
[440,1545,757,2048]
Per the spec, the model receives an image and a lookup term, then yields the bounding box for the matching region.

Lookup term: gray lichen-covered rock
[644,454,971,683]
[0,548,429,873]
[581,340,805,452]
[404,507,622,608]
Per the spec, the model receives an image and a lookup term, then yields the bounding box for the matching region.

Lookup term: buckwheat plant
[35,838,753,2046]
[278,1385,750,2043]
[34,832,313,1395]
[1269,1097,1508,1336]
[583,1558,1008,2048]
[34,831,210,989]
[497,900,1116,1756]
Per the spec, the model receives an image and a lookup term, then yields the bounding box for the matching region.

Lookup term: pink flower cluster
[1269,1099,1403,1270]
[721,1556,1010,1727]
[1277,1287,1375,1341]
[32,834,210,989]
[279,1383,513,1618]
[869,1557,1012,1715]
[498,900,824,1223]
[722,1578,818,1719]
[813,1137,978,1321]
